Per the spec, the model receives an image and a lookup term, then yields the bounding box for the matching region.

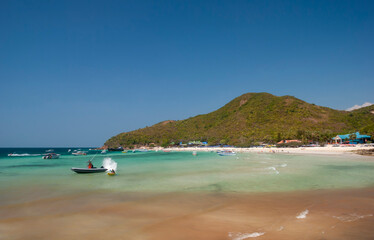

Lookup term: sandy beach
[164,145,374,156]
[1,188,374,240]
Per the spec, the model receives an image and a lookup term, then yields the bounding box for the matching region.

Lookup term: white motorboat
[133,149,149,153]
[42,153,60,159]
[72,151,87,156]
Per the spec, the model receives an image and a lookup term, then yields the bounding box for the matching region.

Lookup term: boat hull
[42,154,60,159]
[72,153,87,156]
[71,167,107,174]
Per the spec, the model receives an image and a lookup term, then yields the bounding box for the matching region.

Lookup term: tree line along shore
[104,93,374,150]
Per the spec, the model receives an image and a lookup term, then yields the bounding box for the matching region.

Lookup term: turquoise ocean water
[1,148,374,204]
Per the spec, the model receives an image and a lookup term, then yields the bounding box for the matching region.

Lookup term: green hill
[104,93,374,148]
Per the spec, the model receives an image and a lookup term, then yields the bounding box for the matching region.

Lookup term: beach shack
[332,132,371,144]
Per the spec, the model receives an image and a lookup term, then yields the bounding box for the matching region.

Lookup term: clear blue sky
[1,0,373,147]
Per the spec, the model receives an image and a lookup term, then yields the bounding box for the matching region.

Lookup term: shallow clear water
[2,148,374,240]
[1,148,374,198]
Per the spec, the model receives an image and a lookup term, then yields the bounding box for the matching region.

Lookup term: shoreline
[161,145,374,156]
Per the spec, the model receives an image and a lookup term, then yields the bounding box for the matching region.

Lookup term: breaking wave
[296,209,309,219]
[333,213,373,222]
[277,226,284,231]
[267,167,279,174]
[228,232,265,240]
[102,158,117,172]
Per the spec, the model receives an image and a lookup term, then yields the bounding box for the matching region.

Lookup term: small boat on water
[133,149,149,153]
[108,147,124,152]
[71,167,107,174]
[101,149,107,154]
[72,151,87,156]
[8,153,41,157]
[71,155,112,174]
[192,151,197,156]
[46,149,54,153]
[42,153,60,159]
[217,150,236,156]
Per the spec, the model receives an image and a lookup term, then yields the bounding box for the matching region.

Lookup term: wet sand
[1,188,374,240]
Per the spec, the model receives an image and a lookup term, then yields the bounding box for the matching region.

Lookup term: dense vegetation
[104,93,374,148]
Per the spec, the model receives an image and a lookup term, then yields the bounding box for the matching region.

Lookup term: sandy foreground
[165,145,374,155]
[1,187,374,240]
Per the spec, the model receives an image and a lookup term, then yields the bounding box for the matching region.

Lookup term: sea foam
[228,232,265,240]
[267,167,279,174]
[296,209,309,219]
[102,158,117,172]
[333,213,373,222]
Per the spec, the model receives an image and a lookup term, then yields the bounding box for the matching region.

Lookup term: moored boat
[133,149,149,153]
[72,151,87,156]
[8,153,41,157]
[42,153,60,159]
[108,147,124,152]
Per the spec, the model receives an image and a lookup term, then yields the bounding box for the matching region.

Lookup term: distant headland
[104,92,374,149]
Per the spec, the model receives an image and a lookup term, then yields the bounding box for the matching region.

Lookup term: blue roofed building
[332,132,371,144]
